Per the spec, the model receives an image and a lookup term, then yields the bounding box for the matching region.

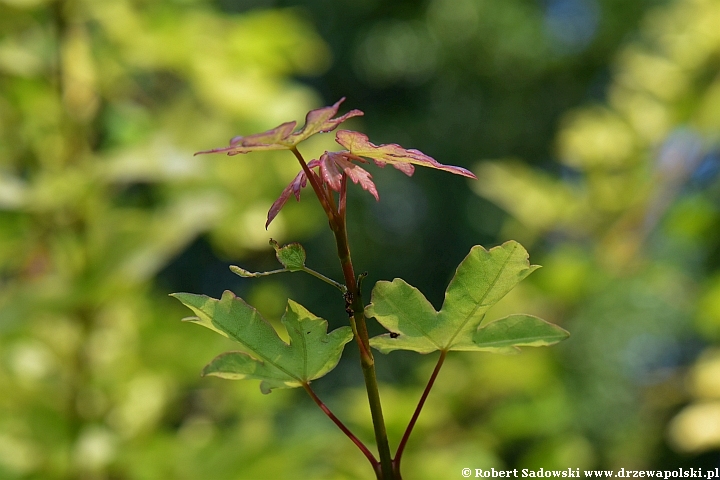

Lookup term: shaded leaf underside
[271,239,306,271]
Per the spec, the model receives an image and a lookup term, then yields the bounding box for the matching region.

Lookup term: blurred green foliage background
[2,0,720,478]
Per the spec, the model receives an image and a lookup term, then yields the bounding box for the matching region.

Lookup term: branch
[230,264,346,293]
[393,351,447,473]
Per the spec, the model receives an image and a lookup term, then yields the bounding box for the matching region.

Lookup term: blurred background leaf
[2,0,720,478]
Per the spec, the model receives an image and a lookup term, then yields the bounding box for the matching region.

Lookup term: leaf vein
[222,313,300,382]
[385,292,442,351]
[445,243,517,348]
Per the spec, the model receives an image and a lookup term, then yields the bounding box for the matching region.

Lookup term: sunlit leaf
[230,122,297,149]
[335,130,477,179]
[287,99,363,144]
[266,169,311,228]
[196,98,362,156]
[270,239,306,271]
[319,151,379,200]
[367,241,566,354]
[171,291,353,393]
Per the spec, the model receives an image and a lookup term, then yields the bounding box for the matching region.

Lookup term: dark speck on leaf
[390,332,399,339]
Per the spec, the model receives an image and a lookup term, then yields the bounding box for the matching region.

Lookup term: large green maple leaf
[366,241,568,354]
[171,290,353,393]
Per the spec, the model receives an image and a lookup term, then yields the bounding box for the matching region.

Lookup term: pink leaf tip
[335,130,477,179]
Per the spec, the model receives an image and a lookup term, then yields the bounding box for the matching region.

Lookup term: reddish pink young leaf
[266,171,305,228]
[373,159,415,176]
[197,121,297,155]
[195,99,476,229]
[335,130,477,179]
[318,152,344,192]
[319,152,379,201]
[195,99,363,157]
[265,160,321,228]
[230,121,297,147]
[266,152,381,227]
[288,98,363,144]
[343,161,379,201]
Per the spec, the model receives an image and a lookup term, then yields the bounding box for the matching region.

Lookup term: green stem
[393,351,447,476]
[358,349,393,480]
[230,265,346,293]
[301,266,347,293]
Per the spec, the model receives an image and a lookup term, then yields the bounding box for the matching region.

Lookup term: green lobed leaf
[171,290,353,393]
[366,278,441,354]
[270,239,306,271]
[367,241,566,354]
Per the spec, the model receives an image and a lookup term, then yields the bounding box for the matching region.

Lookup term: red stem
[303,383,380,474]
[393,351,447,475]
[290,147,335,223]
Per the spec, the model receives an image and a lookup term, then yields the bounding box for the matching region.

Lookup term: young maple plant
[172,99,569,480]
